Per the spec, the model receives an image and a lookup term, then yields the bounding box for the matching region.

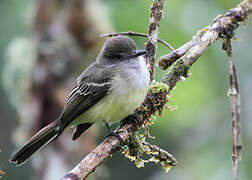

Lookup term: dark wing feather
[57,62,115,131]
[58,82,111,131]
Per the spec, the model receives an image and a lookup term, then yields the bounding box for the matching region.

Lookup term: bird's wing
[57,63,114,131]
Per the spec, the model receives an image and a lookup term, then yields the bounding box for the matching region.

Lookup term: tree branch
[223,39,242,180]
[61,0,252,179]
[100,31,175,51]
[146,0,166,82]
[158,0,252,70]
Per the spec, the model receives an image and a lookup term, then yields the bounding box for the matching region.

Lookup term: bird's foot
[120,112,141,130]
[103,120,124,143]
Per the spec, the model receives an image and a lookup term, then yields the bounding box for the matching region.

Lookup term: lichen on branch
[122,132,177,173]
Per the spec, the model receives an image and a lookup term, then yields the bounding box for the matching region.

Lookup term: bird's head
[100,35,147,62]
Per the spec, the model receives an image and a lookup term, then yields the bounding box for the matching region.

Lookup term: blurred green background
[1,0,252,179]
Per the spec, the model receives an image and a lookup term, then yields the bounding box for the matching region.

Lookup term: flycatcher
[10,35,150,165]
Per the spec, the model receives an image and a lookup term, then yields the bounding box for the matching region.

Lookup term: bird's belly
[71,87,146,126]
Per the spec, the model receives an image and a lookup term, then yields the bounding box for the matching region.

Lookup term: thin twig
[223,39,242,180]
[100,31,175,51]
[158,0,252,70]
[158,28,208,70]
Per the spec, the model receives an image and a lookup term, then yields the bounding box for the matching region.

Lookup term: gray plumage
[10,36,150,165]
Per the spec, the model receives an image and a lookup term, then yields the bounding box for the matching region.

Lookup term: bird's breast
[102,57,150,123]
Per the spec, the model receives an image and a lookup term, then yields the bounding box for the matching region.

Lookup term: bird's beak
[133,49,147,57]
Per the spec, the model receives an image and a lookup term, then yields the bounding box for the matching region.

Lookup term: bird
[10,35,150,166]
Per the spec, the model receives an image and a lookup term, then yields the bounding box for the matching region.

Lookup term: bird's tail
[10,120,60,166]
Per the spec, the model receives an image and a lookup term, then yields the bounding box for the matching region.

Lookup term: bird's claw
[103,120,124,143]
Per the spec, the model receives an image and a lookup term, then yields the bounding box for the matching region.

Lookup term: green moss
[172,59,188,76]
[122,132,177,173]
[149,82,169,94]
